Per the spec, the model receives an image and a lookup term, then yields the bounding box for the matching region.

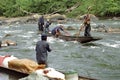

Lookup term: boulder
[49,14,66,20]
[1,39,17,47]
[93,24,108,32]
[66,26,76,30]
[4,34,12,38]
[45,14,67,23]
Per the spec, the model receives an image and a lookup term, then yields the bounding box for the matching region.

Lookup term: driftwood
[65,3,80,12]
[49,9,63,15]
[20,7,34,15]
[49,2,80,15]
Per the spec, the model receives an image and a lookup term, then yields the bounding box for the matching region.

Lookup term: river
[0,20,120,80]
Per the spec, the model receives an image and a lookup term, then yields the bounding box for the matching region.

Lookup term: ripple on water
[0,22,120,80]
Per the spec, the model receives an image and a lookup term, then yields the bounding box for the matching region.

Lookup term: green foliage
[0,0,119,17]
[104,0,120,16]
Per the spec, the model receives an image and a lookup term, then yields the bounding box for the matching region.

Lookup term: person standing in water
[35,33,51,67]
[38,15,44,32]
[44,19,52,33]
[80,6,92,37]
[83,14,91,36]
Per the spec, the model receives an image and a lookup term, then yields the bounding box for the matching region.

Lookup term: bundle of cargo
[0,55,96,80]
[0,55,65,80]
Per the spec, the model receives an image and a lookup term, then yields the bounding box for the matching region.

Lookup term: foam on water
[28,31,35,34]
[27,46,35,50]
[99,42,120,48]
[3,30,22,33]
[0,20,120,80]
[47,37,65,43]
[47,37,56,43]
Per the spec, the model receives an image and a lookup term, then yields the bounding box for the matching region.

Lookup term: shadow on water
[81,42,102,47]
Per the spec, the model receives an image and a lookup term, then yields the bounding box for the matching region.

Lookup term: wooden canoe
[45,33,102,43]
[0,66,96,80]
[58,35,102,43]
[38,31,102,43]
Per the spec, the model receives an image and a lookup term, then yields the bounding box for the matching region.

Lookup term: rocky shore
[0,14,120,33]
[0,13,99,25]
[0,14,69,25]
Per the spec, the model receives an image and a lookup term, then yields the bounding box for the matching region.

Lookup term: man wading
[38,15,44,32]
[35,34,51,67]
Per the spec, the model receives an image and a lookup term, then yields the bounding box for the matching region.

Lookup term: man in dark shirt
[35,33,51,67]
[38,15,44,31]
[51,25,70,37]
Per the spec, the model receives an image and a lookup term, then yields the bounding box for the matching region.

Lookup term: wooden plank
[0,66,28,79]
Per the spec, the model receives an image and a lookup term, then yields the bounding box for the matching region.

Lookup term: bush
[0,0,119,17]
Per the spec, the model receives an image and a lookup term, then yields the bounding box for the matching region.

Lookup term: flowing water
[0,20,120,80]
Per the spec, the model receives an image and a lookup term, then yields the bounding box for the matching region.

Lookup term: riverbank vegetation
[0,0,119,18]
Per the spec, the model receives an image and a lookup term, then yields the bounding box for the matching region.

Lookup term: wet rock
[0,14,67,25]
[4,34,12,38]
[1,39,17,47]
[93,25,120,33]
[107,28,120,33]
[49,13,66,20]
[66,26,76,30]
[0,20,7,25]
[25,17,37,24]
[46,13,67,23]
[112,17,120,20]
[93,24,108,32]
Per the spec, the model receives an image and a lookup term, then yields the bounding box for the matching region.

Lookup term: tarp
[8,59,45,74]
[0,55,10,66]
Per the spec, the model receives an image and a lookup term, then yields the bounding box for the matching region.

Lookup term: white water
[0,20,120,80]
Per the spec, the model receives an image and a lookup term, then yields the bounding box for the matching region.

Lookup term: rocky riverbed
[0,14,120,33]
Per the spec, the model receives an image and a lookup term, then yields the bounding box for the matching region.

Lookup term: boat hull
[58,35,102,43]
[38,32,102,43]
[0,66,28,79]
[0,66,96,80]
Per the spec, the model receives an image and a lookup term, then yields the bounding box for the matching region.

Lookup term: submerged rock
[1,39,17,47]
[66,26,76,30]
